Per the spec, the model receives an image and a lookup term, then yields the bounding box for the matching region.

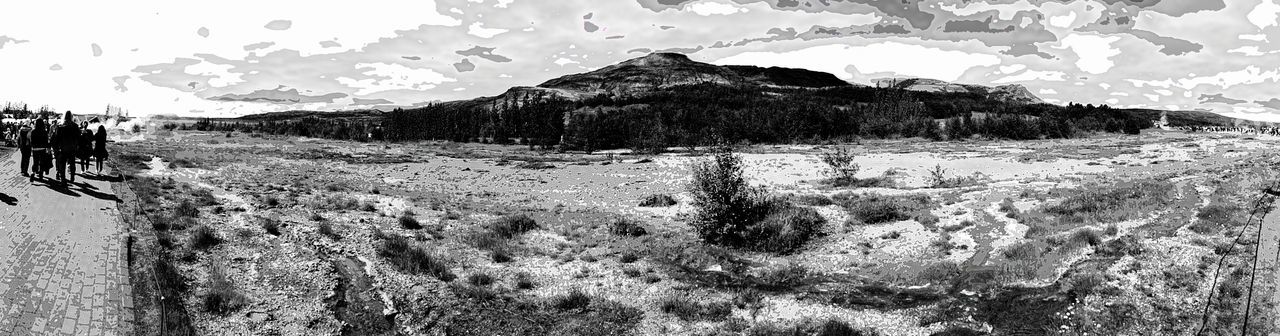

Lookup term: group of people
[14,111,109,184]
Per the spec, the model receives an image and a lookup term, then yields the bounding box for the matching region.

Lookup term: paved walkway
[0,150,131,335]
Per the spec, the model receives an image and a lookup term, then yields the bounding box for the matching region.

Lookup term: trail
[0,150,131,335]
[1258,199,1280,335]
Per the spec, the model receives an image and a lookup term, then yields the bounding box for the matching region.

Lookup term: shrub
[1002,241,1043,261]
[377,235,455,281]
[755,263,810,290]
[189,225,220,250]
[1096,235,1143,257]
[618,252,640,263]
[623,267,643,278]
[261,217,282,236]
[792,194,834,206]
[309,213,325,221]
[553,288,592,310]
[688,151,783,247]
[1068,229,1102,248]
[399,212,423,230]
[490,214,539,238]
[192,189,218,207]
[467,273,495,287]
[746,206,826,253]
[1041,180,1173,224]
[1197,203,1240,224]
[450,283,498,301]
[360,202,377,212]
[639,194,678,207]
[659,296,731,322]
[839,193,934,225]
[317,221,338,239]
[609,218,648,237]
[820,147,859,181]
[514,272,535,289]
[516,161,555,170]
[174,199,200,218]
[203,263,248,315]
[491,250,513,263]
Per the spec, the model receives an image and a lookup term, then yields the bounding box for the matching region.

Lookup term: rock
[247,312,273,323]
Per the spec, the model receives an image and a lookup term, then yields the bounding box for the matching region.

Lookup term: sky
[1,0,1280,122]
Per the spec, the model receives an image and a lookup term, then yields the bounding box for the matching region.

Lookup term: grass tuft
[189,225,221,250]
[659,296,731,322]
[203,263,248,315]
[639,194,678,207]
[377,235,455,281]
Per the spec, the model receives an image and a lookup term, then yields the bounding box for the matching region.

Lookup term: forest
[183,83,1150,153]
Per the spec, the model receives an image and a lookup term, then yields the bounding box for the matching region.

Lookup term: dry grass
[377,235,455,281]
[202,263,248,315]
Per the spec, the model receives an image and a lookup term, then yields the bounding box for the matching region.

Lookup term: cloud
[992,70,1067,84]
[453,58,476,72]
[1256,98,1280,109]
[353,97,394,105]
[1058,34,1121,74]
[713,42,1000,82]
[335,62,456,95]
[1248,0,1280,29]
[1199,93,1246,104]
[49,64,62,71]
[91,43,103,57]
[467,22,508,38]
[687,2,747,16]
[456,46,512,62]
[0,35,28,49]
[244,42,276,51]
[264,19,293,31]
[209,86,347,103]
[112,76,130,92]
[197,27,210,38]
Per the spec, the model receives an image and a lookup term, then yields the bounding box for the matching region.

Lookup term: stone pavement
[0,150,131,335]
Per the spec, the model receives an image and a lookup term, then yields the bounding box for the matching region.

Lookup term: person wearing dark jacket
[53,111,79,183]
[78,122,93,172]
[29,118,50,181]
[94,125,108,175]
[17,122,32,177]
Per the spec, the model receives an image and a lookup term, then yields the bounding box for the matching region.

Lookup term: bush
[838,193,934,225]
[639,194,678,207]
[553,288,592,310]
[1068,229,1102,247]
[688,151,782,247]
[450,283,498,301]
[1002,241,1043,261]
[609,218,648,237]
[314,195,359,211]
[189,225,220,249]
[491,250,513,263]
[618,252,640,263]
[467,273,495,287]
[792,194,834,206]
[203,263,248,315]
[490,214,539,238]
[377,235,455,281]
[360,202,377,212]
[820,147,859,181]
[745,206,826,253]
[659,296,731,322]
[514,272,535,289]
[261,217,283,236]
[1197,203,1240,224]
[174,199,200,218]
[399,212,423,230]
[318,221,338,239]
[1096,235,1143,257]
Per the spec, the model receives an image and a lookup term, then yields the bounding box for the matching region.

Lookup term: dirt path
[0,150,132,335]
[1258,199,1280,335]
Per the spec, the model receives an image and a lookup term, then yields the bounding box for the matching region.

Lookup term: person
[94,125,108,175]
[29,118,49,181]
[17,122,32,177]
[78,121,93,173]
[53,111,79,183]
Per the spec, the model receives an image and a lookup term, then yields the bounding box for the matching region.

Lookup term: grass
[203,263,248,315]
[1067,229,1102,248]
[451,283,499,301]
[514,272,535,289]
[659,296,731,322]
[745,206,826,253]
[836,193,935,226]
[377,235,455,281]
[490,214,540,238]
[927,165,984,188]
[1037,180,1174,226]
[467,273,495,286]
[174,199,200,218]
[261,217,283,236]
[313,195,360,211]
[553,288,592,310]
[516,161,555,170]
[618,251,640,263]
[638,194,677,207]
[791,194,834,206]
[1002,241,1044,261]
[317,221,338,239]
[609,218,648,237]
[189,225,220,250]
[399,212,423,230]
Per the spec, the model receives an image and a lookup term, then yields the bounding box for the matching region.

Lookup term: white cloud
[1144,94,1160,102]
[687,1,748,16]
[1038,88,1058,95]
[712,42,1000,82]
[1057,34,1122,75]
[992,70,1067,84]
[1240,34,1269,41]
[184,61,243,88]
[335,63,455,95]
[1127,66,1280,90]
[1221,111,1280,123]
[1048,11,1078,28]
[939,1,1039,21]
[468,22,508,38]
[1248,0,1280,29]
[997,64,1026,74]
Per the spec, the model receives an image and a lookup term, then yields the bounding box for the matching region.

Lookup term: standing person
[54,111,79,183]
[94,125,108,175]
[78,121,92,173]
[29,118,49,182]
[17,122,32,177]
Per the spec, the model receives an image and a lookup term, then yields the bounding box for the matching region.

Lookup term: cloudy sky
[2,0,1279,121]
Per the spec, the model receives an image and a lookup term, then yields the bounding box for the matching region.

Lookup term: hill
[874,77,1042,104]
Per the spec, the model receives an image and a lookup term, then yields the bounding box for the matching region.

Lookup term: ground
[0,150,132,336]
[110,128,1280,335]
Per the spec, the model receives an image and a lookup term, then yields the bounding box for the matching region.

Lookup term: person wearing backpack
[52,112,79,183]
[17,121,32,177]
[29,118,50,182]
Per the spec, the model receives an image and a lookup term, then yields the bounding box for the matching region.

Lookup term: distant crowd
[7,111,109,184]
[1172,125,1280,136]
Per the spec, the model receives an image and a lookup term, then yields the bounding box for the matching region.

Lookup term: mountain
[536,53,847,95]
[873,77,1043,104]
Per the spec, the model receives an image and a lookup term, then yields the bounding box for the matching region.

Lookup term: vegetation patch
[688,151,826,253]
[203,263,248,315]
[638,194,678,207]
[836,192,936,226]
[377,235,455,281]
[1031,180,1174,228]
[659,296,732,322]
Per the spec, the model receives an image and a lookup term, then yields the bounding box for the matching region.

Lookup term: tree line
[187,83,1152,151]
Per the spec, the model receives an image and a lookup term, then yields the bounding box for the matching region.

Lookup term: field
[110,128,1280,335]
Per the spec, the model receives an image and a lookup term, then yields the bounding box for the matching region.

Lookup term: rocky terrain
[111,125,1280,335]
